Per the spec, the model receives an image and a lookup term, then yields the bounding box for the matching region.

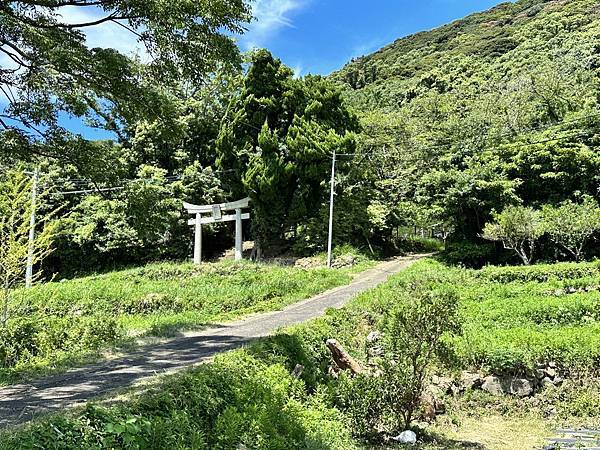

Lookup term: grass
[0,254,374,385]
[420,415,550,450]
[1,258,598,449]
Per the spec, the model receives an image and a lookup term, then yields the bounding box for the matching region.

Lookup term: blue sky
[238,0,508,76]
[2,0,507,139]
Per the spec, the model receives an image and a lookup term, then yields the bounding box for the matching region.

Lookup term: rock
[534,369,546,380]
[291,364,304,378]
[482,376,504,396]
[545,367,557,378]
[552,376,564,386]
[482,376,534,397]
[422,387,446,419]
[331,255,356,269]
[431,375,453,393]
[460,371,483,390]
[548,361,557,369]
[450,384,461,396]
[367,345,384,357]
[366,330,381,343]
[392,430,417,444]
[510,378,534,397]
[542,377,555,387]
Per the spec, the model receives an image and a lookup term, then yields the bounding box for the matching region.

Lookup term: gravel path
[0,255,426,428]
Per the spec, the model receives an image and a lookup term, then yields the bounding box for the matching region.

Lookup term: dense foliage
[334,0,600,244]
[216,50,358,255]
[0,0,251,164]
[4,0,600,272]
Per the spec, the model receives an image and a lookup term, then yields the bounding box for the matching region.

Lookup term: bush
[439,241,500,268]
[0,315,123,371]
[478,261,600,283]
[397,236,445,253]
[336,283,460,438]
[542,196,600,261]
[0,351,357,450]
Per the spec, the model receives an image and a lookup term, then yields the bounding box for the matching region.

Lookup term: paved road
[0,255,426,428]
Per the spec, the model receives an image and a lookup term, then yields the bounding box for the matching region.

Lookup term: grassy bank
[0,253,373,385]
[2,258,598,449]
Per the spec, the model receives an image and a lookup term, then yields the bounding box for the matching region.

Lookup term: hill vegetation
[333,0,600,245]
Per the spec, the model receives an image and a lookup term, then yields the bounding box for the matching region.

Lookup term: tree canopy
[0,0,251,163]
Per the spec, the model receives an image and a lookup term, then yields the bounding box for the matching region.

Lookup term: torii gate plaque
[183,198,250,263]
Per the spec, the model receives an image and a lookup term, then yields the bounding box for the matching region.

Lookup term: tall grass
[0,259,362,384]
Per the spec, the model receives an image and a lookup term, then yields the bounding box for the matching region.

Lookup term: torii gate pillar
[184,198,250,264]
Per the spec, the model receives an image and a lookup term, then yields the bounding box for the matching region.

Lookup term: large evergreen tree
[216,50,358,256]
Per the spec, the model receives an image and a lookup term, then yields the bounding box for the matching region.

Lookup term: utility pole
[25,168,39,288]
[327,149,336,268]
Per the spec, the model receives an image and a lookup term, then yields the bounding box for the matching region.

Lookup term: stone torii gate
[184,198,250,263]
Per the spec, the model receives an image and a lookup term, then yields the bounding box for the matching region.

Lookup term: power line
[51,186,125,196]
[48,169,236,196]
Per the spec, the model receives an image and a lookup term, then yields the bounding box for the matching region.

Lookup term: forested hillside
[332,0,600,247]
[335,0,599,110]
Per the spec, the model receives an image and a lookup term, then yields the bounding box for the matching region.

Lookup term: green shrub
[397,236,445,253]
[439,241,500,268]
[0,315,123,372]
[0,351,357,450]
[478,261,600,283]
[337,283,460,438]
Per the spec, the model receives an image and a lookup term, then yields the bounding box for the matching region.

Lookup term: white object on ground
[393,430,417,444]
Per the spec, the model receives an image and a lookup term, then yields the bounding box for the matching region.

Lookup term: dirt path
[0,255,426,428]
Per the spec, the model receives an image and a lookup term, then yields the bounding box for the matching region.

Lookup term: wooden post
[326,339,363,374]
[235,208,242,261]
[194,213,202,264]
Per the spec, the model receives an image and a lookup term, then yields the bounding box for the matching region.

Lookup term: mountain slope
[333,0,600,111]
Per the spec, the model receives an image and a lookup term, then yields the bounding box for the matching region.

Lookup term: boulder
[460,371,483,390]
[481,376,504,396]
[510,378,534,397]
[482,376,534,397]
[431,375,454,393]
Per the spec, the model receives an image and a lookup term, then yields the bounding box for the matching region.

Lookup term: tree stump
[326,339,364,374]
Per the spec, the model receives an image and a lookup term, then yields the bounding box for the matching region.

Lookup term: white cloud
[58,6,148,59]
[350,37,386,59]
[241,0,307,50]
